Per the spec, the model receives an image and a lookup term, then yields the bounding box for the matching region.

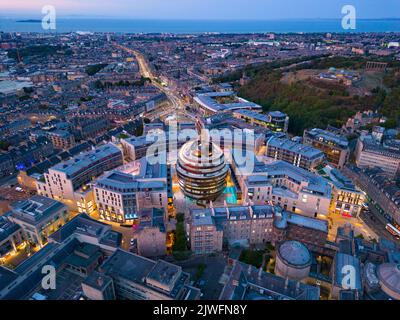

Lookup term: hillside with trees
[236,57,400,135]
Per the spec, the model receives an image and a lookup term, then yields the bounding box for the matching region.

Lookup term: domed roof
[278,241,311,267]
[178,139,225,167]
[377,263,400,299]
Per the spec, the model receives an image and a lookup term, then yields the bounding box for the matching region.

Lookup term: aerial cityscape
[1,0,400,306]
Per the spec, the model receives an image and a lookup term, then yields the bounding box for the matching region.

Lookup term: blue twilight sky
[0,0,399,19]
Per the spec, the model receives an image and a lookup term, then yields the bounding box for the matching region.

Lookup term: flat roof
[10,195,66,225]
[195,91,262,113]
[334,253,362,290]
[51,143,121,177]
[235,109,287,122]
[305,128,349,149]
[249,160,331,197]
[146,260,181,287]
[266,136,324,159]
[49,213,121,247]
[283,211,328,233]
[94,159,167,191]
[100,249,156,283]
[0,217,20,243]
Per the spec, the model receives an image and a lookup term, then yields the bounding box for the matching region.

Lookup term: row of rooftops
[99,249,198,298]
[360,134,400,159]
[0,136,52,161]
[363,167,400,205]
[304,128,349,149]
[244,160,332,197]
[0,216,21,243]
[23,141,92,176]
[266,135,325,160]
[191,204,328,233]
[219,260,319,300]
[234,109,288,122]
[8,195,67,225]
[194,91,262,113]
[50,142,122,177]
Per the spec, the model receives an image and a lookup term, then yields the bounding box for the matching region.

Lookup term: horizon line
[2,16,400,21]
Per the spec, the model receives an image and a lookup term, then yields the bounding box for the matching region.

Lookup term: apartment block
[265,136,325,170]
[234,159,332,218]
[303,128,349,169]
[9,195,70,248]
[93,158,168,224]
[355,134,400,179]
[37,143,123,213]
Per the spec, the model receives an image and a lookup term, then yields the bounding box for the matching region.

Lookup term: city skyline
[1,1,400,305]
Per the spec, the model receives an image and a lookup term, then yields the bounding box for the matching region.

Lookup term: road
[114,43,185,112]
[114,43,202,127]
[359,207,397,242]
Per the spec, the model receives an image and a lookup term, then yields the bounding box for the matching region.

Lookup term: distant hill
[16,19,42,23]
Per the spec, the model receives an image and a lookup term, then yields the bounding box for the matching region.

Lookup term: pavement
[359,207,398,242]
[327,212,378,242]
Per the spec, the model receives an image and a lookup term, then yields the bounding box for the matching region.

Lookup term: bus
[386,224,400,239]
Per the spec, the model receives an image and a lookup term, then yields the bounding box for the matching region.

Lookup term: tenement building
[189,204,328,254]
[343,165,400,225]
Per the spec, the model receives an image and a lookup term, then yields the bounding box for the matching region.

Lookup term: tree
[0,140,10,151]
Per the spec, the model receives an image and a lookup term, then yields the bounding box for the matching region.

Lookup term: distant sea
[1,18,400,34]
